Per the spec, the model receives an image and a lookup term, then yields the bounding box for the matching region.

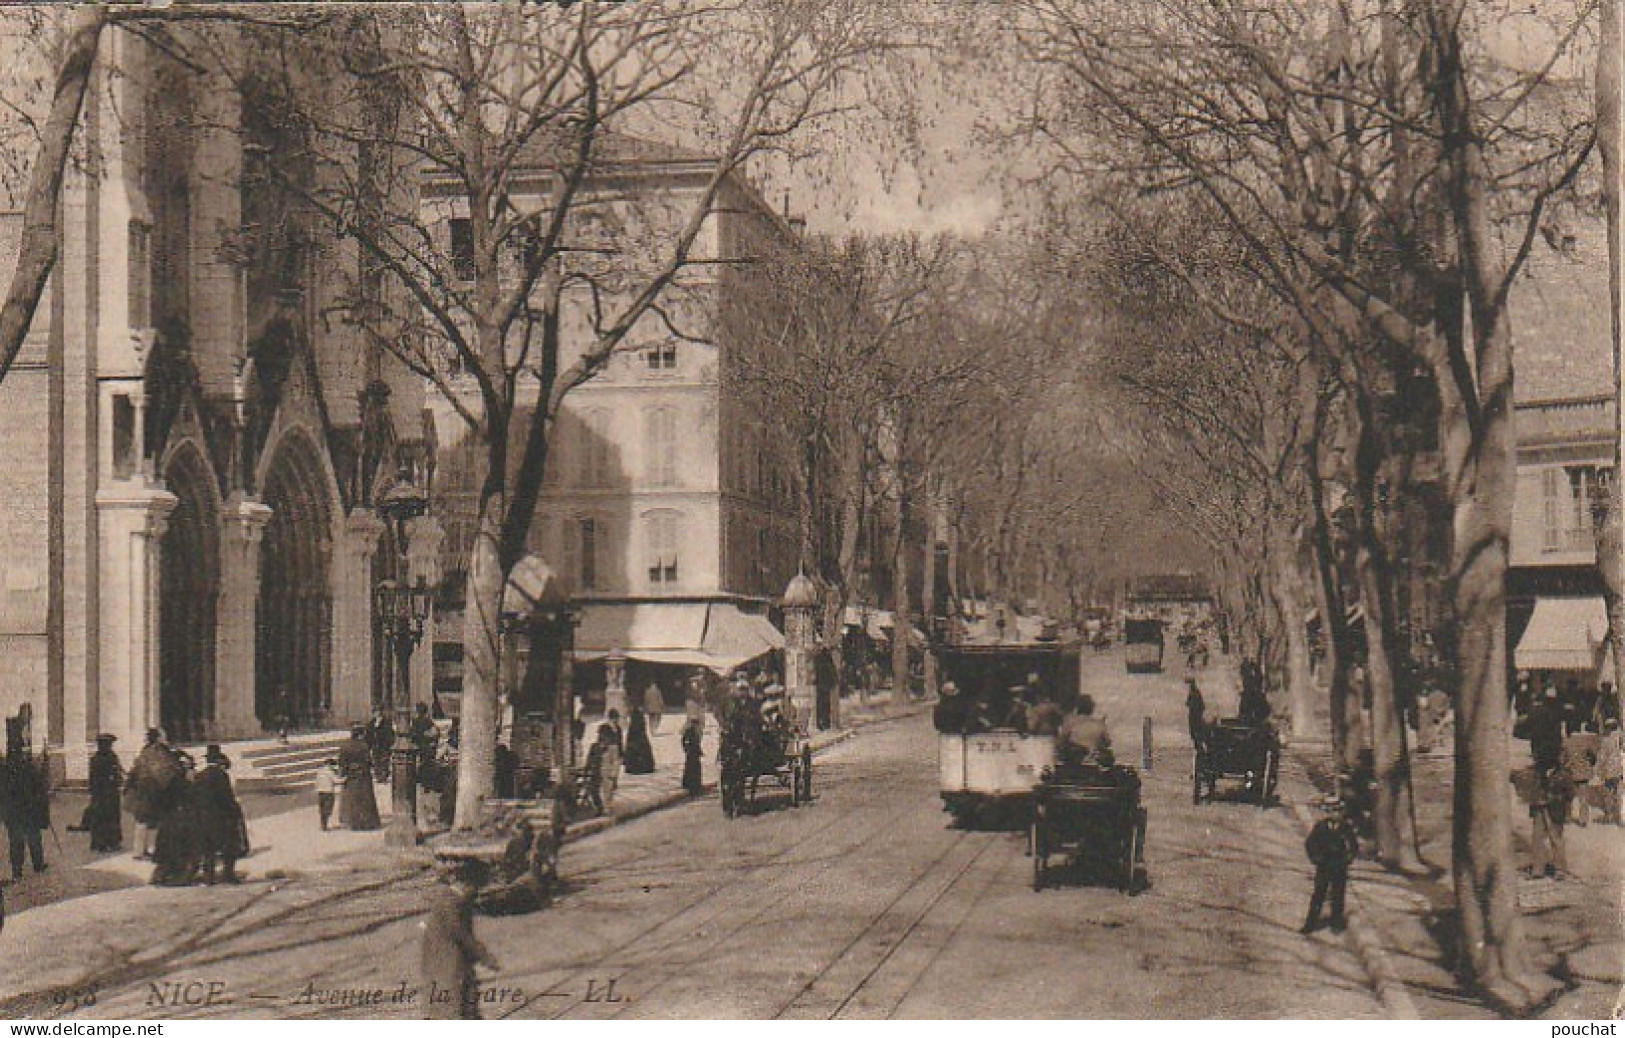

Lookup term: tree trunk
[1598,0,1625,699]
[921,499,940,697]
[1271,522,1317,742]
[1356,532,1421,869]
[891,503,912,699]
[1424,0,1553,1005]
[1306,456,1352,762]
[453,503,503,830]
[0,7,103,387]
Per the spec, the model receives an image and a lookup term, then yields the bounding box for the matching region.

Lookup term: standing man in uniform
[1302,795,1359,933]
[1,737,49,879]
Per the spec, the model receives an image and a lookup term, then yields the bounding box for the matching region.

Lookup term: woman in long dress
[150,753,200,886]
[338,724,382,830]
[624,707,655,775]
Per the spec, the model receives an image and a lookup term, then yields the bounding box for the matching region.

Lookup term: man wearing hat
[194,745,247,884]
[1,735,50,879]
[85,734,124,852]
[1302,794,1359,934]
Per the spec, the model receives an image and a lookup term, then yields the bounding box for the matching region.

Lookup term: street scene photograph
[0,0,1620,1023]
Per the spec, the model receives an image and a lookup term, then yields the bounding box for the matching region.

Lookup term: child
[315,757,343,831]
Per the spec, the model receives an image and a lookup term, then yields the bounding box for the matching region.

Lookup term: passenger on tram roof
[1059,694,1112,761]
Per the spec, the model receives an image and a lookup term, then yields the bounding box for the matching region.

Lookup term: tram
[933,631,1082,824]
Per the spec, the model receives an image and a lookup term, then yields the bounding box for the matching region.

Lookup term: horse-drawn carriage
[719,708,813,817]
[1031,761,1146,892]
[1193,718,1279,807]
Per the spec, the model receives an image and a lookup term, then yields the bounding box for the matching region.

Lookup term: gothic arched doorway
[257,431,334,730]
[159,446,220,743]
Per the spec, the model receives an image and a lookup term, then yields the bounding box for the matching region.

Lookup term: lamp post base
[387,739,418,848]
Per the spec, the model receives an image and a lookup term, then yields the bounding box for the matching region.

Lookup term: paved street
[0,651,1390,1020]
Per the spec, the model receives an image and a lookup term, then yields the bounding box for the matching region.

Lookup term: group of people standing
[1516,678,1625,880]
[124,729,248,886]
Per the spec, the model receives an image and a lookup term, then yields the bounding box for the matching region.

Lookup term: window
[645,407,678,487]
[1541,468,1564,551]
[644,511,682,586]
[449,218,474,282]
[127,222,151,328]
[562,517,600,590]
[1569,466,1611,532]
[644,343,678,371]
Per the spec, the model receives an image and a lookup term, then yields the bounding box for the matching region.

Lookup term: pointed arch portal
[159,446,220,744]
[257,431,334,729]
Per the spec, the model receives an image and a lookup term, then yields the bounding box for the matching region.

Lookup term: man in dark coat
[194,745,247,884]
[1528,684,1566,778]
[1302,795,1359,933]
[932,681,971,734]
[339,724,382,830]
[85,734,124,852]
[1,745,50,879]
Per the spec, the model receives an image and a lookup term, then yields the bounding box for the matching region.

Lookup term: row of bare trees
[952,0,1616,1011]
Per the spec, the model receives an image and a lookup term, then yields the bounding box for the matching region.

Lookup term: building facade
[424,142,802,705]
[0,27,429,775]
[1506,226,1615,682]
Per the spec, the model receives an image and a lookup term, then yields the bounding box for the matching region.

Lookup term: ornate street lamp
[376,470,433,848]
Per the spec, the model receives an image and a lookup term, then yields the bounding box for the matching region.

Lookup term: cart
[719,718,813,818]
[1030,763,1147,892]
[1193,718,1279,807]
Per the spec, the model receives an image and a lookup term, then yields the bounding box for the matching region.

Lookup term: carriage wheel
[1258,752,1277,808]
[1122,819,1140,892]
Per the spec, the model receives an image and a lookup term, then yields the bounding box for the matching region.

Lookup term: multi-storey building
[424,137,802,710]
[1507,226,1616,681]
[0,25,430,776]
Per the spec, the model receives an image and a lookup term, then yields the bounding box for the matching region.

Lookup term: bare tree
[233,1,897,825]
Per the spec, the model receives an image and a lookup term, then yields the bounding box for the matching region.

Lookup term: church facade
[0,28,432,777]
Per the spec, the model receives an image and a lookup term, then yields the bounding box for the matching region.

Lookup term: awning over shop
[573,602,783,674]
[1514,596,1609,671]
[842,606,926,646]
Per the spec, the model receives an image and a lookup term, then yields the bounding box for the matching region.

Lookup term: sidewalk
[0,694,931,1005]
[1284,733,1623,1019]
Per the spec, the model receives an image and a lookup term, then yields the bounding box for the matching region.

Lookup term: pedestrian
[643,681,665,734]
[1301,795,1358,934]
[315,757,342,832]
[370,710,396,783]
[194,745,247,885]
[1,742,49,879]
[338,723,382,831]
[1527,766,1572,878]
[420,856,499,1020]
[624,707,655,775]
[150,752,200,886]
[125,728,178,861]
[494,742,517,799]
[582,732,608,816]
[603,709,624,755]
[1185,679,1208,753]
[599,721,622,806]
[84,733,124,852]
[681,717,704,796]
[1527,683,1565,778]
[1598,717,1623,825]
[410,702,439,780]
